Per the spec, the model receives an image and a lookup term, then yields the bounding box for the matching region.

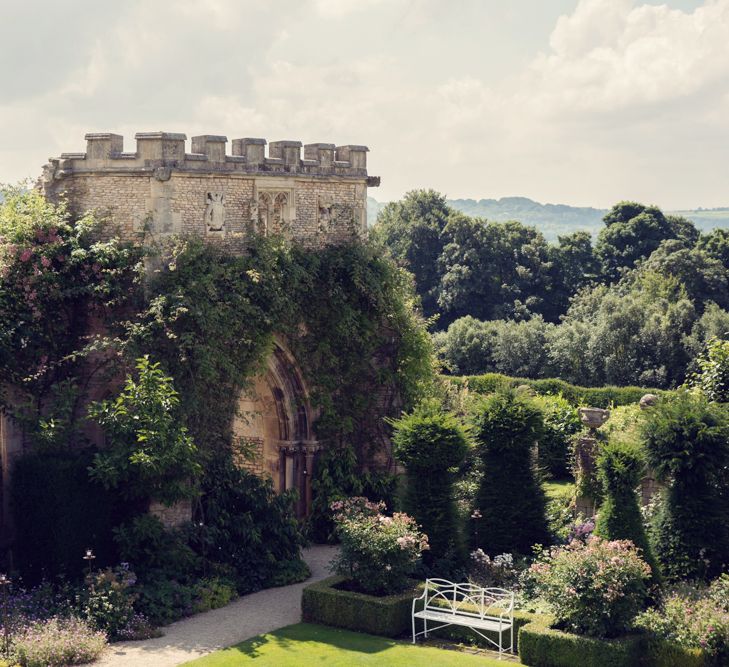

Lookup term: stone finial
[85,133,123,159]
[232,138,266,165]
[191,135,227,163]
[639,394,659,410]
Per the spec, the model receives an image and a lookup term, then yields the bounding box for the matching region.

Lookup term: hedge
[449,373,666,408]
[301,576,416,638]
[518,621,707,667]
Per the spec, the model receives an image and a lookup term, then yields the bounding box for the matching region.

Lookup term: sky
[1,0,727,209]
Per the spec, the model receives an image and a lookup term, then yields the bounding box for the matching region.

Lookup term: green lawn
[183,623,517,666]
[543,479,575,501]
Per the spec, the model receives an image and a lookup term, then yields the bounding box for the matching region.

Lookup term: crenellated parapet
[40,131,380,248]
[47,132,375,181]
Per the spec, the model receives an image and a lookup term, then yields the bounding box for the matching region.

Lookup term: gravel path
[97,545,336,667]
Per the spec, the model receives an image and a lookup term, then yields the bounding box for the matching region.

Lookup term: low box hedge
[301,576,416,638]
[518,621,708,667]
[450,373,665,408]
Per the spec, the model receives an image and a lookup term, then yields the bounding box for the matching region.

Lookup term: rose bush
[636,574,729,662]
[330,497,428,595]
[527,536,651,638]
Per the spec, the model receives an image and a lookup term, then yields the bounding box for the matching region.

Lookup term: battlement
[49,132,376,181]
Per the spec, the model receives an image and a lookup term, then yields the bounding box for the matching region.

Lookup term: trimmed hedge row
[301,576,416,638]
[518,621,707,667]
[449,373,666,408]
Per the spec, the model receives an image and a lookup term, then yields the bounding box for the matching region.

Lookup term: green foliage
[642,391,729,579]
[527,538,652,638]
[534,395,581,479]
[199,457,308,594]
[471,391,550,555]
[0,189,142,437]
[594,441,660,582]
[452,373,663,408]
[391,404,469,570]
[330,497,427,595]
[301,575,416,638]
[191,577,237,614]
[691,338,729,402]
[10,450,122,584]
[518,621,656,667]
[88,356,202,505]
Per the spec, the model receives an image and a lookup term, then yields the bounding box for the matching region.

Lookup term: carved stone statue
[205,192,225,232]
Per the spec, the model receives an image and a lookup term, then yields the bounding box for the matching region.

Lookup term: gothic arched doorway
[232,340,319,518]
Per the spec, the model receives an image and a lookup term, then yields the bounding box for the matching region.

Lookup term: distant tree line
[371,190,729,387]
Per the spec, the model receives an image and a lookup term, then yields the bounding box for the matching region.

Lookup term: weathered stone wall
[41,132,379,249]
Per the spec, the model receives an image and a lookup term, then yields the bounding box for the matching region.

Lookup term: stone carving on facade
[204,192,226,232]
[257,190,292,236]
[317,194,334,234]
[153,166,172,182]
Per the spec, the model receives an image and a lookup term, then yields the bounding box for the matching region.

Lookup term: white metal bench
[411,578,515,658]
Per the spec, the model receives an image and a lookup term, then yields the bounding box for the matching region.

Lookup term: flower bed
[301,575,417,638]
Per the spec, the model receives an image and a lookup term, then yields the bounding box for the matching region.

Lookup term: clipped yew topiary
[391,403,470,570]
[642,391,729,580]
[594,440,660,583]
[471,390,550,555]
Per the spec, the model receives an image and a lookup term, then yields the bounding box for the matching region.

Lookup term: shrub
[80,563,138,639]
[301,575,415,637]
[534,394,581,479]
[13,616,107,667]
[642,391,729,579]
[594,440,660,583]
[330,497,428,595]
[192,577,237,613]
[527,537,651,638]
[691,337,729,403]
[468,550,521,588]
[199,457,307,593]
[88,355,202,506]
[391,403,469,571]
[133,575,198,626]
[471,391,550,554]
[10,449,121,584]
[635,575,729,665]
[518,620,646,667]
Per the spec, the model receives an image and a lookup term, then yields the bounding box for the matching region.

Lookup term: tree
[89,356,202,506]
[391,403,470,571]
[691,338,729,403]
[433,315,500,375]
[594,440,660,582]
[595,202,698,279]
[545,231,599,321]
[370,189,452,318]
[471,391,550,555]
[642,391,729,580]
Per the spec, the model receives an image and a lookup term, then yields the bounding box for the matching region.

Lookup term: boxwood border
[518,620,708,667]
[301,575,416,638]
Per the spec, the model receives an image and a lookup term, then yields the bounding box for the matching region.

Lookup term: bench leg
[412,615,416,644]
[424,618,428,639]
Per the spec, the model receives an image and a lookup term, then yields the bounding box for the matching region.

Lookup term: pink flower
[20,249,32,262]
[41,256,51,268]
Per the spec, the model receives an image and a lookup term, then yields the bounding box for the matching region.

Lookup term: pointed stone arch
[232,338,319,517]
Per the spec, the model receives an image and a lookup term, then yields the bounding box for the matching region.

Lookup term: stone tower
[41,132,380,248]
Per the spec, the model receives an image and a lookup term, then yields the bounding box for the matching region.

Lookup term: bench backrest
[423,578,514,620]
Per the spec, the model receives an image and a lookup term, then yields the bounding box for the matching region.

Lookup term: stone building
[1,131,381,532]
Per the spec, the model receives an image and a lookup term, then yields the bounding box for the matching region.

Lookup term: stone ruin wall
[40,132,380,250]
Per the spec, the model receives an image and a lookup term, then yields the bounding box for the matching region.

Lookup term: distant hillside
[367,196,729,242]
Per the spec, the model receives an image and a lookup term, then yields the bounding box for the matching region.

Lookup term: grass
[543,478,575,501]
[182,623,519,666]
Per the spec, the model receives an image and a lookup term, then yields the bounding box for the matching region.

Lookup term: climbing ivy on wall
[130,234,435,463]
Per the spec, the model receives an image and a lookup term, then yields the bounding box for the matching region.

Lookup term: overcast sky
[1,0,727,208]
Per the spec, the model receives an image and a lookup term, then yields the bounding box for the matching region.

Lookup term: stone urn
[578,407,610,430]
